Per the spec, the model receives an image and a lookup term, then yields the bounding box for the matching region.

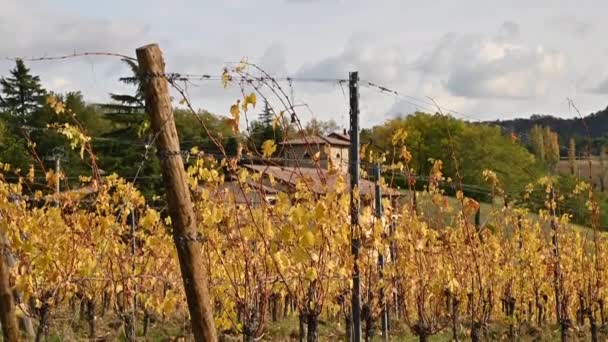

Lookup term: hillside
[488,105,608,152]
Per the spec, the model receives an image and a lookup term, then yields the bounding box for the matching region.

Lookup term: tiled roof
[327,132,350,142]
[279,135,350,147]
[205,181,279,205]
[244,165,401,197]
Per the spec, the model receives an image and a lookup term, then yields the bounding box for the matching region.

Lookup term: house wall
[281,144,349,171]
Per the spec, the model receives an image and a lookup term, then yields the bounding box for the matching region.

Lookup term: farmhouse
[219,131,402,207]
[279,132,350,171]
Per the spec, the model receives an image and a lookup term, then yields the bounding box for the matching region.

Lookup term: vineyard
[0,44,606,342]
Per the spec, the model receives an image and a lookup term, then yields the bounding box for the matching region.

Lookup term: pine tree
[249,100,281,150]
[568,138,576,176]
[0,59,46,123]
[259,100,273,126]
[97,59,159,197]
[101,58,146,125]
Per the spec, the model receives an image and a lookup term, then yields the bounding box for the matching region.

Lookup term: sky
[1,0,608,129]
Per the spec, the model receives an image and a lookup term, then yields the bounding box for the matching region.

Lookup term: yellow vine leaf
[301,230,315,248]
[49,123,91,159]
[159,291,179,315]
[306,267,318,281]
[221,68,231,88]
[360,143,368,159]
[45,169,62,188]
[242,93,257,112]
[27,165,35,184]
[235,58,248,73]
[447,278,460,293]
[313,151,321,162]
[391,128,407,145]
[46,95,65,114]
[401,146,412,162]
[261,140,277,158]
[272,111,284,131]
[230,101,240,119]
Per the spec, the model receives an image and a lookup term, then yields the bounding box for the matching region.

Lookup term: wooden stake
[136,43,217,342]
[0,245,19,342]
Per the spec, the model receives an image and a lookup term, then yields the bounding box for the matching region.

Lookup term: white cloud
[547,15,592,38]
[384,79,471,119]
[44,77,70,90]
[416,23,566,99]
[2,0,607,126]
[258,43,288,76]
[294,35,408,84]
[589,78,608,94]
[0,0,148,59]
[0,0,153,103]
[496,21,521,41]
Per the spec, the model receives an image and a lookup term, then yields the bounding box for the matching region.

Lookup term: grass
[265,316,343,341]
[557,159,604,189]
[259,316,602,341]
[8,314,600,342]
[8,296,605,341]
[13,310,191,342]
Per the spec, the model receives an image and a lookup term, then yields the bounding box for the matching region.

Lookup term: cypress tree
[530,125,545,162]
[568,138,576,176]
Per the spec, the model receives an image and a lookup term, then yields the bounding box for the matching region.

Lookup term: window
[336,153,341,158]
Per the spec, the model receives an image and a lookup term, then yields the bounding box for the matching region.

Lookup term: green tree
[455,124,541,193]
[360,128,372,146]
[94,59,161,198]
[28,92,108,181]
[102,58,146,126]
[0,59,46,123]
[0,118,30,170]
[173,108,237,154]
[0,90,111,188]
[95,59,159,196]
[371,113,460,176]
[248,100,283,152]
[304,118,339,136]
[369,112,542,195]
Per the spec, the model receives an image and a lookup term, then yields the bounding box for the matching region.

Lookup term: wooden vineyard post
[0,245,19,342]
[136,43,218,342]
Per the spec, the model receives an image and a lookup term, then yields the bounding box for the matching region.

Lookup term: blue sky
[2,0,607,128]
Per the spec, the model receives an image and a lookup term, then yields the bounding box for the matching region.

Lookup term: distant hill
[487,105,608,154]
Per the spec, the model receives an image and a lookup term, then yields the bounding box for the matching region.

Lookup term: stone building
[279,132,350,171]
